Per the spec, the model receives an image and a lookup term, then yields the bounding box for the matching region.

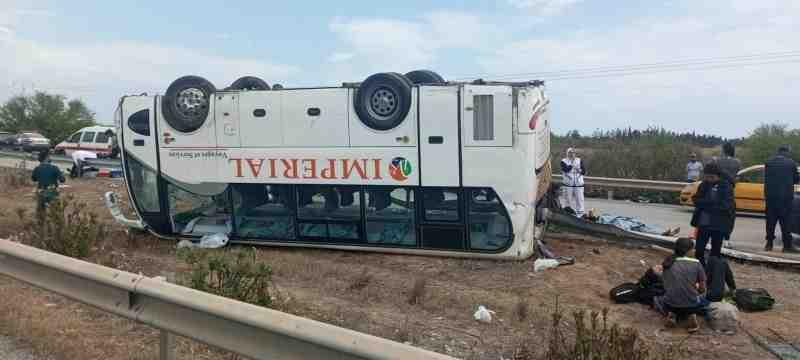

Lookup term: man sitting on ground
[653,237,708,333]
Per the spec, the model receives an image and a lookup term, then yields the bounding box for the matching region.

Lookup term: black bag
[610,283,640,304]
[735,288,775,312]
[636,268,665,305]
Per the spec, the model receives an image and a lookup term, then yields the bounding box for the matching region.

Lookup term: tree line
[553,124,800,181]
[0,92,96,144]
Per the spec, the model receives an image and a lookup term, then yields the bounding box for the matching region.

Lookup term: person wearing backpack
[654,238,708,333]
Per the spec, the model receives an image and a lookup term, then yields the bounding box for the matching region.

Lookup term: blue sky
[2,0,799,138]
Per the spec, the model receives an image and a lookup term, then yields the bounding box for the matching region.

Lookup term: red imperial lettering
[246,159,265,177]
[229,158,244,178]
[320,159,337,179]
[282,159,299,178]
[372,159,383,180]
[343,159,368,180]
[302,159,318,179]
[268,159,277,178]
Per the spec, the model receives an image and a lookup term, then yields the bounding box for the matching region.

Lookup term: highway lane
[586,198,799,257]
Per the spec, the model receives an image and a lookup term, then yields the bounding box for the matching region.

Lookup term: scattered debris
[534,258,560,272]
[708,302,738,335]
[473,305,495,323]
[176,233,229,249]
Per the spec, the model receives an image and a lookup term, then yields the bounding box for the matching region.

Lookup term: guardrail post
[159,272,176,360]
[607,190,614,200]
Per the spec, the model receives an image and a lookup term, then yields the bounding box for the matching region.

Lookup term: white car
[54,125,117,158]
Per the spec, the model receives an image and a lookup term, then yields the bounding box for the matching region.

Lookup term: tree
[741,123,800,166]
[0,92,96,144]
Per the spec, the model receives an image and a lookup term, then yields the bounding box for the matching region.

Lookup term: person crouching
[691,163,734,267]
[654,238,708,333]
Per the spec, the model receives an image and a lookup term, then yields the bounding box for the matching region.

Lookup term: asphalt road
[586,198,799,256]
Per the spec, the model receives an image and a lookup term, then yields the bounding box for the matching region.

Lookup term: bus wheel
[404,70,446,85]
[354,72,412,131]
[162,75,216,133]
[228,76,270,91]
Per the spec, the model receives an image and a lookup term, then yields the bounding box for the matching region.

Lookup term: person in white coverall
[561,148,587,217]
[70,150,98,178]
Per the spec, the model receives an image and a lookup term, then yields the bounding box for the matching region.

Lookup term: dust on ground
[1,177,799,360]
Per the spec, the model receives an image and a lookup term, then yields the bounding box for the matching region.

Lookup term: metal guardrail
[0,239,456,360]
[553,174,688,193]
[0,150,120,168]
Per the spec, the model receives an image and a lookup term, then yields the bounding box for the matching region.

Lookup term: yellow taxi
[680,165,799,212]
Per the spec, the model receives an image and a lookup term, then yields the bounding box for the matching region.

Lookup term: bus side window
[167,183,232,235]
[423,189,459,222]
[233,184,295,240]
[468,188,511,251]
[365,188,416,246]
[297,186,361,240]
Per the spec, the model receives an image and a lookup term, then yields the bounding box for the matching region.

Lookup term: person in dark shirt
[691,163,735,266]
[764,145,800,253]
[712,142,742,249]
[654,238,707,333]
[31,151,65,216]
[705,255,736,303]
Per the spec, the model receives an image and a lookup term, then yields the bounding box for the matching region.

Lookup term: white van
[54,125,116,157]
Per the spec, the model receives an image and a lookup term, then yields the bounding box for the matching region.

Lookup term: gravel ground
[0,336,38,360]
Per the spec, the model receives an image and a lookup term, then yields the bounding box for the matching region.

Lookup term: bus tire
[162,75,216,133]
[228,76,270,91]
[404,70,446,85]
[354,72,412,131]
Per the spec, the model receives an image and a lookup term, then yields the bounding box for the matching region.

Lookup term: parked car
[680,165,800,213]
[0,131,14,149]
[13,132,51,152]
[54,125,116,158]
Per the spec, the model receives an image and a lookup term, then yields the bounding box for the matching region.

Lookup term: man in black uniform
[764,145,800,253]
[31,151,66,218]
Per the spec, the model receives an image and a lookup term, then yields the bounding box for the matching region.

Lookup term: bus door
[120,97,171,234]
[418,86,465,250]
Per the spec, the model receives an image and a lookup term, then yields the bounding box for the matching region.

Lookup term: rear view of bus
[115,71,551,259]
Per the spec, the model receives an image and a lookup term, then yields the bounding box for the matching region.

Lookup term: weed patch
[178,247,275,308]
[19,195,106,259]
[407,278,427,306]
[0,161,31,190]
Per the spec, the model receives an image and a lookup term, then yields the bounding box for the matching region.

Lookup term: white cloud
[507,0,583,16]
[328,52,354,63]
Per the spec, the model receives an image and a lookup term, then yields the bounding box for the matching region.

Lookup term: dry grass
[0,161,31,190]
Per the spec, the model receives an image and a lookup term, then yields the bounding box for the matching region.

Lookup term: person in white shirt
[686,153,703,182]
[70,150,98,178]
[561,148,587,217]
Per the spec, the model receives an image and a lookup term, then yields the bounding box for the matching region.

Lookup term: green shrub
[178,247,274,308]
[23,194,106,259]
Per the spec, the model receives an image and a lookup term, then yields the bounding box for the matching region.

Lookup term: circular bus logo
[389,157,412,181]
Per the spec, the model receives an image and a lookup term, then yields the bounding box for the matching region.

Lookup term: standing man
[687,153,703,183]
[691,163,734,266]
[764,145,800,253]
[31,151,66,218]
[561,148,587,217]
[106,129,120,159]
[713,142,742,249]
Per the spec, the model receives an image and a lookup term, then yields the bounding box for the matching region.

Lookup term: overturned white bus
[114,70,551,259]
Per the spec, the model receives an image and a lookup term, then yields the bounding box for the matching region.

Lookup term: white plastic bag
[534,258,560,272]
[708,302,738,334]
[473,305,496,323]
[177,233,229,249]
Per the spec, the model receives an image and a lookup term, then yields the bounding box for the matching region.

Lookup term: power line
[452,50,800,81]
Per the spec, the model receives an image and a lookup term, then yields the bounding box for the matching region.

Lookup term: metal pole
[159,273,176,360]
[607,190,614,200]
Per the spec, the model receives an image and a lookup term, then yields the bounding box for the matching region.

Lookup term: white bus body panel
[462,85,513,147]
[159,147,420,186]
[348,90,418,148]
[121,97,157,170]
[239,91,283,147]
[215,93,241,148]
[418,86,460,187]
[281,89,349,147]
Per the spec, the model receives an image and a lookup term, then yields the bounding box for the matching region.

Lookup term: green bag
[735,288,775,312]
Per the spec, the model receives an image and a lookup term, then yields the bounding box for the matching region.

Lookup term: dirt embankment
[0,177,798,359]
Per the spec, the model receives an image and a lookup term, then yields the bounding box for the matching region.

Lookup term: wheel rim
[175,88,208,120]
[368,87,398,120]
